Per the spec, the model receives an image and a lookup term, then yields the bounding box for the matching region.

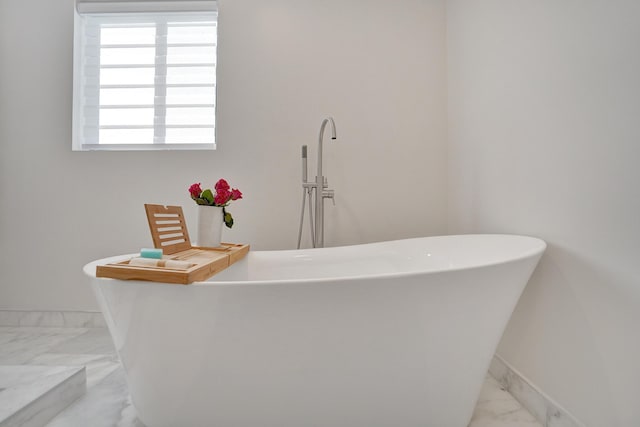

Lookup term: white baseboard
[490,354,586,427]
[0,310,105,328]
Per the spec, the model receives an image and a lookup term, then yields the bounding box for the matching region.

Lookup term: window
[73,1,217,150]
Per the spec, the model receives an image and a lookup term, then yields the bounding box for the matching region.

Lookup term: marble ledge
[0,365,86,427]
[489,355,586,427]
[0,311,106,329]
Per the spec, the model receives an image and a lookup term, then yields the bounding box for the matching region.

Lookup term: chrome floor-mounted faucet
[297,117,337,249]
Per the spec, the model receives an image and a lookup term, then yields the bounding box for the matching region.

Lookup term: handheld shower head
[302,145,308,182]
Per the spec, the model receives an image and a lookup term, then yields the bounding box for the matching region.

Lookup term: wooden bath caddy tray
[95,204,249,285]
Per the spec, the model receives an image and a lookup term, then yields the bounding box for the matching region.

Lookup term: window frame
[72,3,218,151]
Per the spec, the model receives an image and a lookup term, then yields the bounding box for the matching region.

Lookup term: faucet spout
[315,117,337,248]
[316,117,337,182]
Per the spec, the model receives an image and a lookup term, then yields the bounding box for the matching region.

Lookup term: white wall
[447,1,640,425]
[0,0,448,310]
[4,0,640,424]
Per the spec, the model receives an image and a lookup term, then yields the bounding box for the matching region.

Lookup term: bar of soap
[140,248,163,259]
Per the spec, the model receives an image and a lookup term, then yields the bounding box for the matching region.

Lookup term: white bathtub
[84,234,545,427]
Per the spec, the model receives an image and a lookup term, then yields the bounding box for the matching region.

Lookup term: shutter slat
[100,125,215,129]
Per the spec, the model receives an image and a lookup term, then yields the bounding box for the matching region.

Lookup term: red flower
[215,179,230,192]
[231,189,243,200]
[214,189,231,206]
[189,183,202,199]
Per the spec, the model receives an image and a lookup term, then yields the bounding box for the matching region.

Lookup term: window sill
[74,143,216,151]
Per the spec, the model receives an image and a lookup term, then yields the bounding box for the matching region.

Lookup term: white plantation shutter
[72,1,217,150]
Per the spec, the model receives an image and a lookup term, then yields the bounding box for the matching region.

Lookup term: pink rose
[189,183,202,199]
[231,189,243,200]
[215,179,230,191]
[214,189,231,206]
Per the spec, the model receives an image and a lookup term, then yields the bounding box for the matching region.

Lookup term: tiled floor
[0,326,542,427]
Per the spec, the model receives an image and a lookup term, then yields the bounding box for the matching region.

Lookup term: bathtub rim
[83,234,546,287]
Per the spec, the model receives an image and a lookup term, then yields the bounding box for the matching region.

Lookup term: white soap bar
[129,257,191,270]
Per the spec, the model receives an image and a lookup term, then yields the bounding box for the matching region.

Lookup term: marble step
[0,365,86,427]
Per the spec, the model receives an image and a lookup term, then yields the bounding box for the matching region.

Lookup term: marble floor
[0,326,542,427]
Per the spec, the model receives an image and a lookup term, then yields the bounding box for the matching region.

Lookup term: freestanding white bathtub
[84,234,545,427]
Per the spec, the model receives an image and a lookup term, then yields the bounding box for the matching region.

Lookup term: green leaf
[223,208,234,229]
[201,189,214,205]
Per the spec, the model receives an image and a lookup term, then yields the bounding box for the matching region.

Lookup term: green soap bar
[140,248,163,259]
